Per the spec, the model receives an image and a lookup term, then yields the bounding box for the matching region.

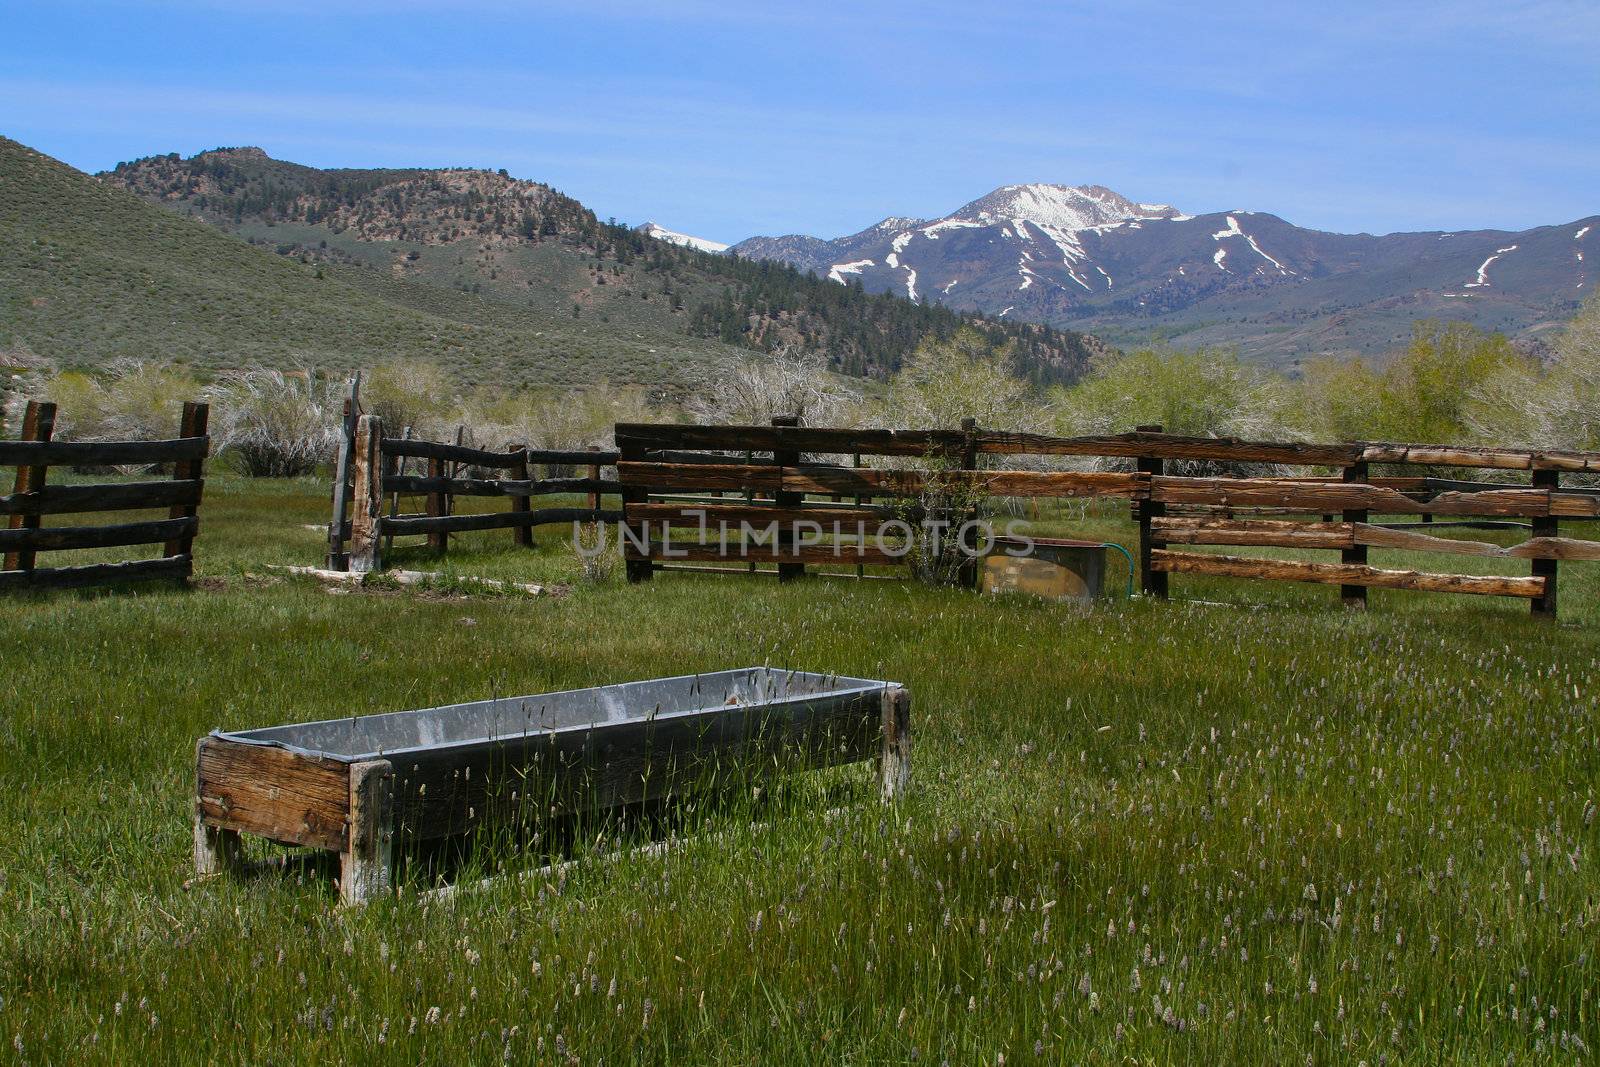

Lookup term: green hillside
[100,146,1108,385]
[0,136,747,389]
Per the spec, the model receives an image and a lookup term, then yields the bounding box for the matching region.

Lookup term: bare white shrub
[685,347,858,427]
[210,368,341,477]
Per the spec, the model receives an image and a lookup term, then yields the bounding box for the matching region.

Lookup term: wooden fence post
[587,446,603,514]
[348,415,385,573]
[1341,460,1369,608]
[163,402,208,577]
[1135,424,1167,598]
[620,435,652,583]
[1532,469,1559,619]
[3,400,57,573]
[854,452,865,579]
[773,415,805,582]
[326,372,360,570]
[510,445,534,548]
[958,417,980,588]
[425,454,449,553]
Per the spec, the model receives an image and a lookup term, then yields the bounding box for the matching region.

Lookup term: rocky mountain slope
[96,148,1107,385]
[731,183,1597,364]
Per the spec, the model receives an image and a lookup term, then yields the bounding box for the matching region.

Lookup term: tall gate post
[348,415,385,574]
[326,372,360,570]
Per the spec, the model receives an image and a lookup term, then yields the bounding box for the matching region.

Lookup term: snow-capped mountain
[731,183,1598,362]
[636,221,729,254]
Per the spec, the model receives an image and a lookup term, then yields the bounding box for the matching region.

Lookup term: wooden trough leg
[879,687,911,802]
[340,759,394,906]
[193,817,243,879]
[192,736,243,879]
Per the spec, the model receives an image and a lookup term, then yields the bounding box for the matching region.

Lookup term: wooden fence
[614,420,1600,619]
[1,399,210,592]
[326,411,622,573]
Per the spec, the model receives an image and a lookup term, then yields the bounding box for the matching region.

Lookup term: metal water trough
[194,667,911,903]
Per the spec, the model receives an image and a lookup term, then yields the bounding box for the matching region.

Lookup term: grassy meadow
[1,475,1597,1063]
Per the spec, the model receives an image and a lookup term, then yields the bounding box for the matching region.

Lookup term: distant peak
[953,183,1184,232]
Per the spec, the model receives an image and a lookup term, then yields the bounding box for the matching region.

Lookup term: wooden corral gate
[614,420,1600,619]
[1,400,209,592]
[327,411,622,573]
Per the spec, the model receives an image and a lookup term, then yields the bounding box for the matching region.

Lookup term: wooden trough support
[1,400,210,592]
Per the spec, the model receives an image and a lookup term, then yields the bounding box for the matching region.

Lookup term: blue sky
[3,1,1596,243]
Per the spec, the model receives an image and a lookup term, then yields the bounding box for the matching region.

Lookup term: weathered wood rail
[1,400,209,593]
[326,410,621,573]
[614,420,1600,619]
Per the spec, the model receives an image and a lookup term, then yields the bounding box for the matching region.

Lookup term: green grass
[1,477,1597,1063]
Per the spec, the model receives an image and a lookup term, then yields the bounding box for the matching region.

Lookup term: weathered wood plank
[1358,442,1600,472]
[976,430,1362,467]
[0,516,196,552]
[384,475,620,497]
[526,447,619,466]
[625,502,888,527]
[0,479,203,517]
[382,507,622,535]
[1152,517,1357,550]
[619,461,784,493]
[380,438,522,468]
[1150,549,1547,598]
[1151,477,1552,517]
[382,440,623,468]
[0,436,209,467]
[616,422,965,458]
[0,554,191,590]
[1550,492,1600,518]
[195,735,351,851]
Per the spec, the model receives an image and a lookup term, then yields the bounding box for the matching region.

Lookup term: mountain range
[0,137,1102,393]
[724,183,1597,364]
[93,147,1100,385]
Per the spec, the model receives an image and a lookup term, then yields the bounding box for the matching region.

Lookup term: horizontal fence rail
[614,419,1600,619]
[1,400,209,593]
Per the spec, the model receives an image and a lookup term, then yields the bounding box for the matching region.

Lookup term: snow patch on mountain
[1577,226,1591,240]
[827,259,874,283]
[1212,214,1292,274]
[1465,245,1519,289]
[638,222,728,253]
